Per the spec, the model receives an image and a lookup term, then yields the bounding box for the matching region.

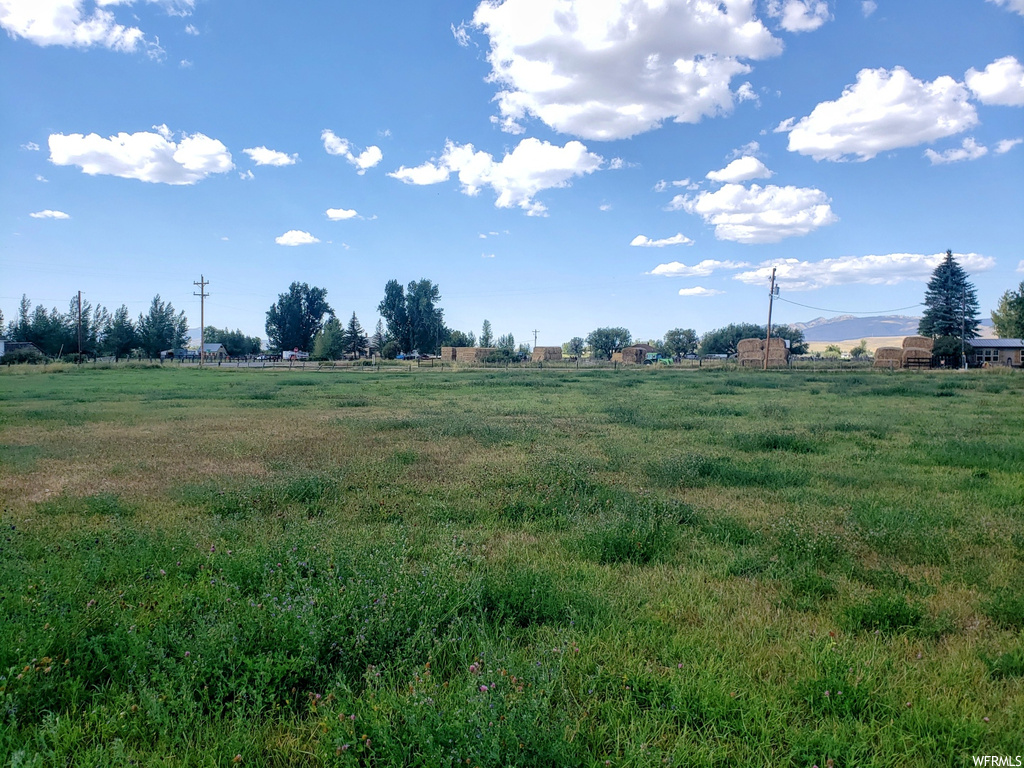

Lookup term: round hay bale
[902,335,933,351]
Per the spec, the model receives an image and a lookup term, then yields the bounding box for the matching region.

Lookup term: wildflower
[159,569,166,576]
[824,691,830,697]
[983,717,990,722]
[233,756,242,764]
[479,685,488,692]
[469,663,479,674]
[184,651,191,657]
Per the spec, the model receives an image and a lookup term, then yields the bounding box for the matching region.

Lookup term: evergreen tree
[369,319,386,355]
[991,281,1024,338]
[479,319,493,347]
[918,250,980,339]
[342,312,369,358]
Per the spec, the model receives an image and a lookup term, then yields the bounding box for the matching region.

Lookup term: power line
[775,296,924,315]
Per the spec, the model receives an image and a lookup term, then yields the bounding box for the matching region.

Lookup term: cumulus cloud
[48,125,233,184]
[861,1,877,17]
[325,208,358,220]
[243,146,298,166]
[924,137,988,165]
[733,251,995,290]
[29,209,70,219]
[630,233,693,247]
[766,0,831,32]
[778,66,977,160]
[996,138,1023,153]
[471,0,782,140]
[0,0,188,55]
[649,259,749,277]
[389,137,602,216]
[706,156,773,183]
[987,0,1024,16]
[965,56,1024,106]
[678,286,723,296]
[674,183,836,243]
[275,230,320,246]
[654,179,692,192]
[321,130,382,174]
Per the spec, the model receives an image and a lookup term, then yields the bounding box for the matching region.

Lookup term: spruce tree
[918,250,980,340]
[342,312,368,358]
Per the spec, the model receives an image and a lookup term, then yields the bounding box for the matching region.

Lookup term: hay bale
[902,348,932,367]
[737,338,763,354]
[454,347,496,363]
[440,346,457,361]
[531,346,563,362]
[619,346,648,364]
[902,335,934,351]
[611,352,623,363]
[873,346,903,368]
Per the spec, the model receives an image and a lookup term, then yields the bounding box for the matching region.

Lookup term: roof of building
[967,338,1024,349]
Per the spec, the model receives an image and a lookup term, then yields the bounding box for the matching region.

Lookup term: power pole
[763,267,777,371]
[77,290,83,364]
[961,286,967,370]
[194,275,209,367]
[532,329,539,348]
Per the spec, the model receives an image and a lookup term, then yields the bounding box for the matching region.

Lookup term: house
[966,338,1023,367]
[201,343,228,359]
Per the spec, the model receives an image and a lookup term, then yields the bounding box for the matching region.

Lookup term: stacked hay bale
[531,346,563,362]
[454,347,496,364]
[439,346,457,362]
[619,346,648,364]
[737,337,789,368]
[611,352,623,363]
[901,336,934,368]
[873,347,903,368]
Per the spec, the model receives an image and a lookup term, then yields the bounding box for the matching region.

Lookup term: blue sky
[2,0,1022,347]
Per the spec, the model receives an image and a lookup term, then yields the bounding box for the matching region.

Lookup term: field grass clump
[841,592,925,634]
[575,495,683,565]
[981,647,1024,679]
[35,492,137,519]
[643,453,806,490]
[982,587,1024,629]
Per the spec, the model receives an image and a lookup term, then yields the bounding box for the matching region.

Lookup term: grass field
[1,365,1022,767]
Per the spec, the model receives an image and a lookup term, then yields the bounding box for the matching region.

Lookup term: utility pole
[194,275,209,367]
[763,267,777,371]
[77,290,83,364]
[961,286,967,370]
[532,329,539,348]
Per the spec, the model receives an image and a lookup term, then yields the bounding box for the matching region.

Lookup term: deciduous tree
[991,281,1024,338]
[663,328,698,357]
[586,327,632,359]
[266,282,333,352]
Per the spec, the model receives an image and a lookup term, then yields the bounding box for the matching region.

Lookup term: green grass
[1,365,1022,766]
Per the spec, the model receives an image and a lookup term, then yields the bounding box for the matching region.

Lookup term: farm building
[531,346,563,362]
[967,338,1023,367]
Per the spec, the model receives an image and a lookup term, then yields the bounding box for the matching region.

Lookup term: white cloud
[0,0,148,52]
[987,0,1024,16]
[649,259,749,278]
[179,59,192,68]
[779,66,977,161]
[1017,260,1024,273]
[965,56,1024,106]
[48,126,234,184]
[482,253,496,259]
[630,233,693,248]
[21,141,40,151]
[325,208,358,221]
[766,0,831,32]
[275,230,320,246]
[678,287,723,297]
[924,137,988,165]
[29,209,70,219]
[599,203,612,212]
[184,22,197,34]
[239,169,254,180]
[389,137,602,216]
[861,1,877,17]
[451,21,470,46]
[706,156,773,183]
[996,137,1023,153]
[471,0,782,140]
[654,179,691,192]
[35,174,48,182]
[733,251,995,290]
[676,183,836,243]
[728,141,760,160]
[321,130,382,174]
[243,146,298,166]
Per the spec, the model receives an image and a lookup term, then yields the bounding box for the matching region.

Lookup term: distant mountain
[789,315,993,341]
